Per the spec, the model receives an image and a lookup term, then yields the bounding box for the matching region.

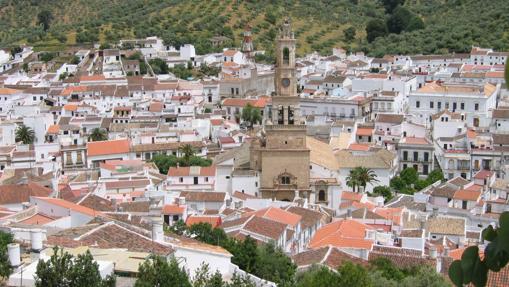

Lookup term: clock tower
[254,18,310,201]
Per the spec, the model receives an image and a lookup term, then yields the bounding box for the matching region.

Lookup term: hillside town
[0,18,508,286]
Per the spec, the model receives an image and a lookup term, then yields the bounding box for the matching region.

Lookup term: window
[475,103,479,111]
[413,151,418,161]
[423,164,429,175]
[429,101,434,109]
[460,103,465,110]
[416,101,420,108]
[453,102,457,111]
[403,151,408,160]
[193,177,198,185]
[205,177,209,182]
[283,47,290,65]
[437,102,442,110]
[318,190,326,202]
[179,177,183,183]
[281,176,290,185]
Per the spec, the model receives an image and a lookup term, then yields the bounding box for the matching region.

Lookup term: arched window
[281,176,290,185]
[318,190,326,202]
[283,47,290,65]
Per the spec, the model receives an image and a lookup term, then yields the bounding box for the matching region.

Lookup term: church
[250,19,311,201]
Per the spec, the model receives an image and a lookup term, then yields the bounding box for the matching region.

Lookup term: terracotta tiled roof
[168,166,216,177]
[46,222,174,255]
[162,204,185,214]
[369,245,435,269]
[76,194,114,212]
[180,191,225,202]
[376,114,404,124]
[309,219,373,250]
[243,206,302,227]
[104,179,150,190]
[119,201,151,213]
[293,246,367,269]
[87,139,130,156]
[453,189,481,201]
[186,215,222,228]
[18,213,55,225]
[243,215,287,240]
[0,183,52,204]
[285,206,323,229]
[33,197,101,217]
[232,191,256,200]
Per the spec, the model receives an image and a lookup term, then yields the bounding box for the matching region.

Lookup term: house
[336,148,397,192]
[0,182,52,211]
[87,139,131,168]
[179,191,226,213]
[398,137,434,176]
[308,219,376,259]
[167,166,216,191]
[408,81,499,128]
[221,215,288,248]
[30,197,101,228]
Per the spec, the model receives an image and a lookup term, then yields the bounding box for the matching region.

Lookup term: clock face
[282,78,290,88]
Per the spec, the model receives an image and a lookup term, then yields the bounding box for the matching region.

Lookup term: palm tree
[347,167,379,193]
[346,169,360,192]
[178,144,195,165]
[89,128,108,142]
[354,167,379,193]
[15,124,35,144]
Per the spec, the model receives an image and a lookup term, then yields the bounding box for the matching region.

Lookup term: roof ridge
[75,221,114,241]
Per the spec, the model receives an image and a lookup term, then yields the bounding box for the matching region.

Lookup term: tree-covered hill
[1,0,508,58]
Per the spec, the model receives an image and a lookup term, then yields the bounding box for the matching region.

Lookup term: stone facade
[255,19,310,201]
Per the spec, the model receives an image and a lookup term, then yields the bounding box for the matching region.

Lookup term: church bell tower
[257,18,310,201]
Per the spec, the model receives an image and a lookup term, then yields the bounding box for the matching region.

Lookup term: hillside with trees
[1,0,508,58]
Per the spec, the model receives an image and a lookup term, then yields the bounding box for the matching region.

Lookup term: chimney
[152,219,164,242]
[294,190,300,200]
[429,246,437,259]
[432,207,439,217]
[8,243,21,267]
[444,246,450,257]
[347,209,352,219]
[30,229,43,252]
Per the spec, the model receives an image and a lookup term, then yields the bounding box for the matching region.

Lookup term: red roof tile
[87,139,130,157]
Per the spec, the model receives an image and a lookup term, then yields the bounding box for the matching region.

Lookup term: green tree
[37,10,53,31]
[39,52,56,63]
[426,169,444,185]
[343,26,356,42]
[10,46,22,57]
[15,124,35,144]
[168,219,188,236]
[136,256,191,287]
[346,168,360,192]
[35,247,115,287]
[400,167,418,186]
[295,265,341,287]
[232,236,258,273]
[89,128,108,142]
[179,144,196,165]
[70,56,81,65]
[449,212,509,287]
[254,243,296,286]
[372,186,393,202]
[337,262,372,287]
[505,58,509,86]
[0,231,13,280]
[149,58,170,75]
[369,258,405,282]
[241,104,262,128]
[366,19,388,43]
[381,0,405,14]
